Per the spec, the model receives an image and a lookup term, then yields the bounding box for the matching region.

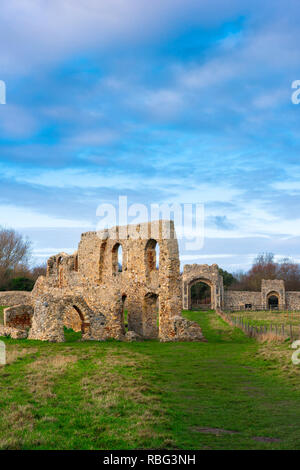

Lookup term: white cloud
[0,204,92,228]
[0,0,245,74]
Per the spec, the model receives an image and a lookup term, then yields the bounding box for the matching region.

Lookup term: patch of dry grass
[257,338,300,383]
[5,346,38,365]
[80,351,171,446]
[257,332,287,344]
[0,403,45,450]
[26,354,78,399]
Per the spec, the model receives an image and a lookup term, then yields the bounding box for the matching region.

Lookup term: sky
[0,0,300,272]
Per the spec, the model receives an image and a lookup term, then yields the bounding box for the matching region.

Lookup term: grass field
[1,309,300,450]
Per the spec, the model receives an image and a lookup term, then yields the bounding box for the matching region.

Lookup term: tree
[30,264,47,281]
[277,258,300,290]
[229,252,300,291]
[0,228,32,288]
[218,268,236,289]
[8,276,35,291]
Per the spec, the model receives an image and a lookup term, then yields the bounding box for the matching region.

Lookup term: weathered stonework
[182,264,224,310]
[28,220,205,343]
[286,292,300,310]
[182,266,300,311]
[0,291,31,307]
[223,290,262,309]
[224,279,297,310]
[4,304,33,328]
[261,279,286,309]
[0,325,28,339]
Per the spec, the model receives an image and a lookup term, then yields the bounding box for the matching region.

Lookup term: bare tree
[0,228,32,287]
[230,252,300,291]
[30,264,47,281]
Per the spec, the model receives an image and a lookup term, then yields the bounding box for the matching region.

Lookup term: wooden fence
[217,309,297,340]
[225,305,300,313]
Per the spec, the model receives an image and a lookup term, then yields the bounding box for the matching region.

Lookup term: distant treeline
[0,228,46,291]
[225,253,300,291]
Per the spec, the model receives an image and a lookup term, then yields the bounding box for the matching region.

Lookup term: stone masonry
[182,265,300,311]
[0,291,31,306]
[26,220,205,343]
[182,264,224,310]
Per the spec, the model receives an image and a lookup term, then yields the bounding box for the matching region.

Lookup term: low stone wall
[0,291,31,307]
[172,316,206,342]
[224,290,261,309]
[0,325,28,339]
[286,292,300,310]
[4,304,33,328]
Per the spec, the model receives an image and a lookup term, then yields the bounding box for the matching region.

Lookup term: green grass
[1,309,300,449]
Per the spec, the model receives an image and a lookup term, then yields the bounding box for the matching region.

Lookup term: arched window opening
[145,239,159,278]
[191,281,211,310]
[112,243,123,274]
[155,243,160,269]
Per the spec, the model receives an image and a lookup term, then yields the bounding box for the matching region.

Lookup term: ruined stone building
[182,265,300,311]
[3,220,300,342]
[2,220,204,342]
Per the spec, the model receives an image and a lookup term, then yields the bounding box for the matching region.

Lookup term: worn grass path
[1,309,300,449]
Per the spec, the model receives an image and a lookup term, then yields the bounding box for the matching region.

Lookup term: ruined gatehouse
[12,220,204,343]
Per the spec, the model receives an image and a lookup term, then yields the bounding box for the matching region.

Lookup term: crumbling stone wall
[182,264,224,310]
[4,304,33,328]
[0,326,28,339]
[29,220,205,343]
[0,291,31,307]
[286,292,300,310]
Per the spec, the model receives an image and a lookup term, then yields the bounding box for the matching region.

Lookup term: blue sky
[0,0,300,272]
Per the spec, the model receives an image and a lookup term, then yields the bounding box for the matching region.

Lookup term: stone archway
[29,295,94,342]
[182,264,224,310]
[59,296,92,338]
[261,280,286,310]
[190,278,212,310]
